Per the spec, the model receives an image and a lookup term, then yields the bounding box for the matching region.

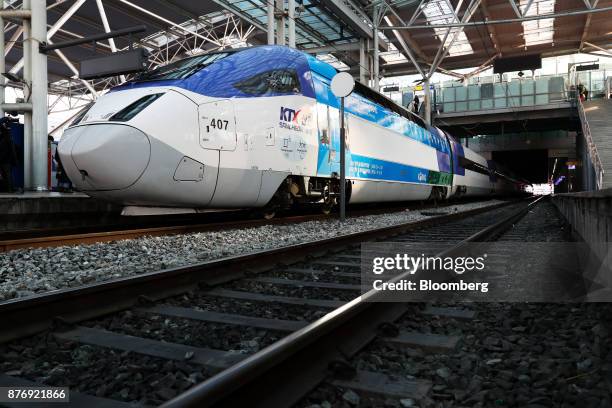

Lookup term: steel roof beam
[210,0,267,32]
[95,0,126,83]
[383,1,427,60]
[4,25,23,56]
[520,0,535,17]
[580,0,600,50]
[317,0,373,39]
[9,0,86,74]
[303,42,362,53]
[383,15,424,77]
[583,41,612,55]
[383,5,612,29]
[508,0,522,18]
[118,0,222,46]
[478,0,500,55]
[427,0,466,78]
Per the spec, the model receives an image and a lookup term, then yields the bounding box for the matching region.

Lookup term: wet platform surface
[0,192,121,231]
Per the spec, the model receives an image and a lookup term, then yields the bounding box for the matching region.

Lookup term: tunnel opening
[491,149,575,193]
[492,149,549,184]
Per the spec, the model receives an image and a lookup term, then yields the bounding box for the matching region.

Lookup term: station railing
[434,76,569,114]
[576,94,604,190]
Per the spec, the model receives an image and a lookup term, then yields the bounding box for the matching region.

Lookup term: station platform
[0,192,121,231]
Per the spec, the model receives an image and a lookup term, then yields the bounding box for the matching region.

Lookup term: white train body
[58,46,523,214]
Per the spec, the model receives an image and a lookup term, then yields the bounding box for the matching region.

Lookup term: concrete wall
[467,131,576,159]
[552,190,612,300]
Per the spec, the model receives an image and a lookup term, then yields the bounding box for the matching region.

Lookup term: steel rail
[0,200,495,252]
[0,213,330,252]
[0,200,520,345]
[162,196,544,408]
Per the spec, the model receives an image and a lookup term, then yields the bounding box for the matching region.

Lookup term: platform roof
[380,0,612,77]
[2,0,611,99]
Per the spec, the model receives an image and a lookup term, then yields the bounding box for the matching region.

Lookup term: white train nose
[59,124,150,191]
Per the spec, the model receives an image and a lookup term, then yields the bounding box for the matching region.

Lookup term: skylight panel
[420,0,474,57]
[315,54,350,71]
[378,30,408,64]
[521,0,556,47]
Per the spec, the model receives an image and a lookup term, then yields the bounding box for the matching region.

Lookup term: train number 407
[208,118,229,131]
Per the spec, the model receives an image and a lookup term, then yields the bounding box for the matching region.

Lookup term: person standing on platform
[54,148,72,193]
[0,118,18,193]
[412,93,420,113]
[577,83,586,102]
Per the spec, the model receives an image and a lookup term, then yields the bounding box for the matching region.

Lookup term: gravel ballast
[0,200,506,301]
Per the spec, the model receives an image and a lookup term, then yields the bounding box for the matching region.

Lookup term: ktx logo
[280,107,301,123]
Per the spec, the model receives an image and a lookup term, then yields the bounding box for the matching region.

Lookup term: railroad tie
[382,331,462,353]
[54,327,244,371]
[284,267,360,278]
[330,370,431,401]
[139,305,308,332]
[312,260,362,268]
[203,288,345,309]
[421,306,477,320]
[332,254,362,260]
[248,277,361,291]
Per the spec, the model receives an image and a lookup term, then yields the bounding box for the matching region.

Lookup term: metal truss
[378,0,612,81]
[383,1,612,29]
[2,1,257,115]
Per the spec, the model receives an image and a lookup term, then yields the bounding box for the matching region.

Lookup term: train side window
[234,69,300,95]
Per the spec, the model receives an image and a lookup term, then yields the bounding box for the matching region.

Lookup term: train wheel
[262,209,276,220]
[321,205,333,215]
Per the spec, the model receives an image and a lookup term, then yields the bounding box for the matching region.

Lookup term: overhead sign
[383,85,399,92]
[493,54,541,74]
[576,64,599,72]
[80,48,148,80]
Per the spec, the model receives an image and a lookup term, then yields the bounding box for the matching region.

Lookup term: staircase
[579,99,612,188]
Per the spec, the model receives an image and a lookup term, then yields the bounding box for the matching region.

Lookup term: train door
[316,103,351,177]
[198,99,237,151]
[328,105,341,175]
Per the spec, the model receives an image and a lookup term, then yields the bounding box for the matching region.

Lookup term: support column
[423,79,431,125]
[267,0,274,45]
[0,14,5,118]
[359,38,366,84]
[30,0,47,190]
[287,0,295,48]
[275,0,285,46]
[373,24,379,91]
[368,51,374,88]
[23,0,32,189]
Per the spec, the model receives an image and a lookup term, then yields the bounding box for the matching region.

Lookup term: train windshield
[136,52,229,81]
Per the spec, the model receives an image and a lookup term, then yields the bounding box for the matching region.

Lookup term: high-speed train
[58,45,525,215]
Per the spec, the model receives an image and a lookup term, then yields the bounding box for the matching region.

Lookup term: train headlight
[110,93,164,122]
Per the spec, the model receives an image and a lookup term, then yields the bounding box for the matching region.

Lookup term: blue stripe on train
[317,150,450,186]
[311,73,450,155]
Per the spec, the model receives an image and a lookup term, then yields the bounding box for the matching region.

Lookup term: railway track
[0,197,540,407]
[0,199,499,252]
